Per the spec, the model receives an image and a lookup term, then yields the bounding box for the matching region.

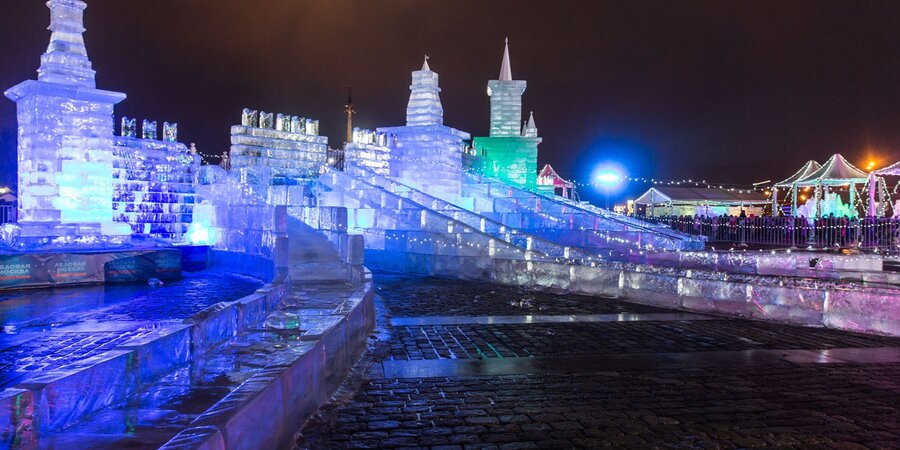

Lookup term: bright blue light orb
[597,172,622,185]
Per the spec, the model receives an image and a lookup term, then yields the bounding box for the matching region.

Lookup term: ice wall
[344,128,393,176]
[113,119,199,238]
[230,109,327,184]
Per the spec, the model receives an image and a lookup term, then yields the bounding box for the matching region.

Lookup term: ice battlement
[230,108,329,182]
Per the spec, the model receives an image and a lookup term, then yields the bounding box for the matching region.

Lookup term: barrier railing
[646,215,900,251]
[0,205,14,224]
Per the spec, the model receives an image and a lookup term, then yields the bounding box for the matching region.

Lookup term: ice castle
[5,0,198,243]
[3,1,698,267]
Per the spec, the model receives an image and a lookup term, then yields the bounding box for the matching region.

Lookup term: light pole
[597,172,621,210]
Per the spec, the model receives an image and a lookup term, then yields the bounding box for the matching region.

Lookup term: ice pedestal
[6,81,125,226]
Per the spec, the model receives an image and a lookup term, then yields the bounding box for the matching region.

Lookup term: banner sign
[0,248,185,290]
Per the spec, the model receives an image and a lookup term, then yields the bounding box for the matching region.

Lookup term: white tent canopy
[774,160,821,187]
[873,161,900,176]
[634,186,768,205]
[795,153,868,186]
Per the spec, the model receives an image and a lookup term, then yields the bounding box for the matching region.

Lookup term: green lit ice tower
[473,38,541,188]
[5,0,126,232]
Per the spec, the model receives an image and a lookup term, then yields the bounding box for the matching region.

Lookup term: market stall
[634,186,768,217]
[793,154,868,218]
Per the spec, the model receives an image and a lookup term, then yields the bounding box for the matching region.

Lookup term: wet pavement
[0,272,262,389]
[296,272,900,449]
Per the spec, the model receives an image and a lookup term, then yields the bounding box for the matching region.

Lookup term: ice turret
[523,111,538,137]
[499,37,513,81]
[472,38,541,188]
[406,55,443,126]
[487,38,526,137]
[39,0,97,88]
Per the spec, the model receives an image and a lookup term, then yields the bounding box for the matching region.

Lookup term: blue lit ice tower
[5,0,126,227]
[473,39,541,188]
[378,57,470,198]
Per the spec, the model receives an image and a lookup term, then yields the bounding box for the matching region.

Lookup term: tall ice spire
[487,38,526,136]
[499,37,512,81]
[39,0,96,88]
[406,55,443,126]
[523,111,538,137]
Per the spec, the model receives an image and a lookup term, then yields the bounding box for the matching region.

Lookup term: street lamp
[597,171,622,209]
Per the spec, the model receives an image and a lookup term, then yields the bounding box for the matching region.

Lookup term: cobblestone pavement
[375,274,670,317]
[296,273,900,449]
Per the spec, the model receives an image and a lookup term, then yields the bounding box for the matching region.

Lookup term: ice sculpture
[472,39,541,188]
[242,108,259,127]
[122,117,137,138]
[4,0,201,240]
[374,56,470,198]
[142,120,157,140]
[796,191,855,219]
[5,0,126,225]
[163,122,178,142]
[260,112,273,129]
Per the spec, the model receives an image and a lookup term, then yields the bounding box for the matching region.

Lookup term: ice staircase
[317,169,603,276]
[340,166,702,262]
[287,216,355,283]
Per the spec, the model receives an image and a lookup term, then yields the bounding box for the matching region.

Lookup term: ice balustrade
[343,166,598,261]
[319,169,548,261]
[462,173,703,251]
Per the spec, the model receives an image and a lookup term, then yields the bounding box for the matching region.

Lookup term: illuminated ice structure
[114,119,199,238]
[4,0,199,244]
[472,39,542,189]
[374,57,471,199]
[334,54,700,276]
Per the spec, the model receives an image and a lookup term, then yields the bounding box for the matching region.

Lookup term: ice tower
[473,39,541,188]
[376,57,470,197]
[5,0,126,228]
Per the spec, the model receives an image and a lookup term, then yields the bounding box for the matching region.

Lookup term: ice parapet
[230,109,327,183]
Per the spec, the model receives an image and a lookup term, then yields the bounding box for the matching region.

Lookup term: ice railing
[321,168,575,262]
[344,166,598,262]
[463,172,704,251]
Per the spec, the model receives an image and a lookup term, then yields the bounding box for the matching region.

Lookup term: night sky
[2,0,900,203]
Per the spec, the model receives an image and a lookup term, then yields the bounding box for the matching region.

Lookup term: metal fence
[647,215,900,251]
[0,205,14,224]
[326,147,345,170]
